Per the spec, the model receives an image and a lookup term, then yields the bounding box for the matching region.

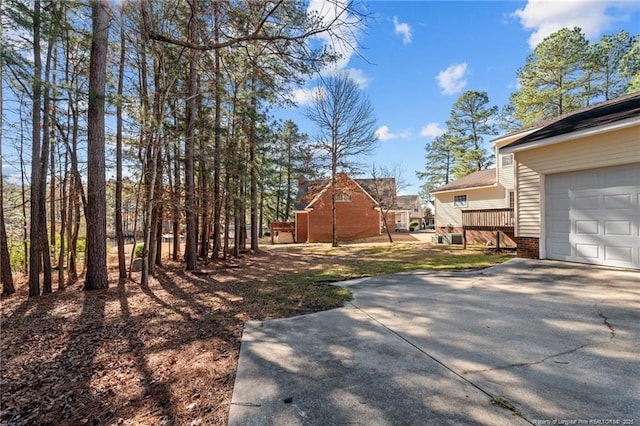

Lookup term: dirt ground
[0,234,503,425]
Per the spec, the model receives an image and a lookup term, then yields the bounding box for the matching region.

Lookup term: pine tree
[416,132,458,198]
[511,27,588,126]
[447,90,496,178]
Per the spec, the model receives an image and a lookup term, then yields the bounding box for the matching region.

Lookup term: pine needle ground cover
[1,241,512,425]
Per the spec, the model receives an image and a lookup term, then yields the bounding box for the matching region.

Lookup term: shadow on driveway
[229,259,639,425]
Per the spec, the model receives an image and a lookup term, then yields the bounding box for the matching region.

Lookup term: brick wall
[517,237,540,259]
[306,176,380,243]
[295,212,308,243]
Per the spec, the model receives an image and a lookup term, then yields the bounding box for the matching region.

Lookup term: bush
[134,244,144,258]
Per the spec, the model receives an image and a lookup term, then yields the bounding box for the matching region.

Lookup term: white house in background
[499,92,640,270]
[431,138,523,246]
[394,195,425,230]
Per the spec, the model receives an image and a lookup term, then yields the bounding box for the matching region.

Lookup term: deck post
[463,229,467,249]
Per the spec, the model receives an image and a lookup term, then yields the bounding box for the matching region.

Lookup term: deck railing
[270,221,295,244]
[462,208,514,231]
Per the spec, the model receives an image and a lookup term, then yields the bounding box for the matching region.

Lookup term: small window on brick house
[453,195,467,208]
[335,193,352,202]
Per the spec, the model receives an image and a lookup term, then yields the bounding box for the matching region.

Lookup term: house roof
[294,173,395,211]
[501,92,640,151]
[432,169,496,193]
[396,195,420,210]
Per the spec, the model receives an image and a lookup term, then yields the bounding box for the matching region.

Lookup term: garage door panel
[575,243,599,259]
[605,246,633,263]
[548,241,571,257]
[549,219,571,234]
[573,171,599,188]
[575,220,599,234]
[604,221,632,236]
[604,194,633,209]
[574,195,599,210]
[545,163,640,269]
[604,165,635,185]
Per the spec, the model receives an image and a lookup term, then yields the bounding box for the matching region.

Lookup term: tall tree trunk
[84,0,110,291]
[0,21,15,294]
[19,103,28,275]
[28,0,43,297]
[58,154,67,289]
[172,132,180,261]
[184,0,199,270]
[115,3,127,279]
[40,31,54,294]
[211,1,222,261]
[249,74,259,252]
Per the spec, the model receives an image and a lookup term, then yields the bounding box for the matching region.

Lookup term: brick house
[293,173,389,243]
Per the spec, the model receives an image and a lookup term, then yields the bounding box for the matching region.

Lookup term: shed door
[545,163,640,269]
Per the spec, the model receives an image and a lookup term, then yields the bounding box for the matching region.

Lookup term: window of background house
[335,193,352,202]
[501,154,513,167]
[509,191,515,209]
[454,195,467,208]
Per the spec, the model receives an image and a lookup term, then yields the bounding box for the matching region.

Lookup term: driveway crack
[347,301,535,424]
[462,343,594,374]
[595,304,616,339]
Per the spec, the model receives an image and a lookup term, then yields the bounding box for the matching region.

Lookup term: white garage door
[545,163,640,269]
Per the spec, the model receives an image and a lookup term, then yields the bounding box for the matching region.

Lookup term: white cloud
[393,16,412,44]
[345,68,372,88]
[512,0,640,48]
[436,63,468,95]
[291,86,325,106]
[374,125,411,141]
[375,126,397,141]
[420,122,445,138]
[307,0,363,72]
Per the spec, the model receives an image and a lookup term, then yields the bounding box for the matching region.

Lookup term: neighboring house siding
[514,125,640,238]
[435,186,507,227]
[498,163,514,189]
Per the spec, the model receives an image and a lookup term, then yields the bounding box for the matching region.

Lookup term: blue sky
[277,0,640,195]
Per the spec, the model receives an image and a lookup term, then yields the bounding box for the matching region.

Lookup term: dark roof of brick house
[294,174,396,210]
[432,169,496,193]
[396,195,420,210]
[501,92,640,149]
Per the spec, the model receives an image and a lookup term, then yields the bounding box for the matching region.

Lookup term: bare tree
[305,72,377,246]
[369,164,408,243]
[83,0,110,291]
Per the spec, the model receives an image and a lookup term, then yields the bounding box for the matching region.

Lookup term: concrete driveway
[229,259,639,425]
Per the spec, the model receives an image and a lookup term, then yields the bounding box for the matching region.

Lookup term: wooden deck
[270,221,295,244]
[462,208,514,232]
[461,208,514,249]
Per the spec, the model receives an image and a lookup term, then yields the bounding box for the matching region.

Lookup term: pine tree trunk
[0,32,15,294]
[84,0,110,291]
[28,0,43,297]
[41,33,55,295]
[115,4,127,279]
[211,2,222,261]
[184,0,198,270]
